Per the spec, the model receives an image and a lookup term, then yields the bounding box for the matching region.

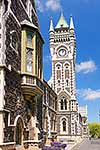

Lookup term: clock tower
[49,13,80,141]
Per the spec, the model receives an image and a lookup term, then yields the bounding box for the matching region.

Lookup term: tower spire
[49,17,54,32]
[70,15,74,30]
[61,9,63,17]
[55,12,69,29]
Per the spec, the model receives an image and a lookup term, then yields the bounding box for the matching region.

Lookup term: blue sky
[35,0,100,123]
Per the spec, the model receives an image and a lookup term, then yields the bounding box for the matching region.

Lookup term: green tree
[88,122,100,138]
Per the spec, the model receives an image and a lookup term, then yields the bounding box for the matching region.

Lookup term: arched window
[56,63,62,81]
[60,97,68,110]
[60,117,68,134]
[56,64,61,70]
[65,63,69,70]
[63,121,66,132]
[16,118,23,145]
[64,63,70,80]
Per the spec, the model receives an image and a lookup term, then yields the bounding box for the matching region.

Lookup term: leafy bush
[88,122,100,138]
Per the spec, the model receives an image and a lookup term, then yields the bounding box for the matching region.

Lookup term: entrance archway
[15,118,24,145]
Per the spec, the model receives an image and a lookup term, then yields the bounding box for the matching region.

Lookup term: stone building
[0,0,88,150]
[43,80,57,141]
[79,106,88,137]
[0,0,57,150]
[48,13,88,142]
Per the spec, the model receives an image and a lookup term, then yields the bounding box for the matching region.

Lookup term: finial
[49,16,54,32]
[70,15,74,30]
[61,8,63,17]
[70,14,73,17]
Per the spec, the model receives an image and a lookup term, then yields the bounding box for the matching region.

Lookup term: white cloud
[35,0,44,12]
[45,0,61,11]
[76,60,97,74]
[77,88,100,100]
[35,0,61,12]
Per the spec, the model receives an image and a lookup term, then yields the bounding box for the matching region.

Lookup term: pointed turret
[55,12,69,29]
[49,17,54,56]
[49,17,54,32]
[70,15,74,30]
[69,15,76,40]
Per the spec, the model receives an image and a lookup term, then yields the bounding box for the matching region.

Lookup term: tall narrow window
[16,118,23,145]
[61,118,68,134]
[58,79,60,86]
[64,99,67,110]
[26,48,33,73]
[66,79,69,86]
[63,121,66,131]
[61,99,63,110]
[56,63,62,81]
[27,34,32,47]
[64,63,70,80]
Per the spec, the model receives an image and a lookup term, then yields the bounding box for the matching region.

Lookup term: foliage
[88,122,100,138]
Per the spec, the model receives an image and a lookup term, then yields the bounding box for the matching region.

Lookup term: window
[26,48,33,73]
[16,118,23,145]
[61,99,63,110]
[60,118,68,134]
[58,79,60,86]
[64,63,70,80]
[66,79,69,86]
[56,64,61,70]
[27,33,33,47]
[60,97,68,110]
[63,121,66,132]
[56,63,62,81]
[84,120,86,124]
[56,63,61,70]
[65,64,69,70]
[64,99,67,110]
[58,80,60,83]
[84,128,86,132]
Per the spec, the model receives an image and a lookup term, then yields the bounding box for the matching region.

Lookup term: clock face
[58,49,66,56]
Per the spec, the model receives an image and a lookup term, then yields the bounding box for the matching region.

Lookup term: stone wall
[11,0,39,27]
[11,0,29,23]
[3,0,31,143]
